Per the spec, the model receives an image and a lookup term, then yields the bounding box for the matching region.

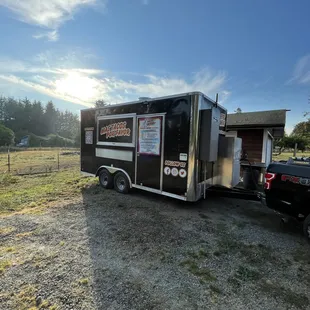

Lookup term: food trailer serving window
[97,114,136,147]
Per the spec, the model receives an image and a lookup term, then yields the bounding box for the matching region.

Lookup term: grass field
[1,152,310,309]
[0,168,96,216]
[273,151,310,161]
[1,168,310,309]
[0,148,83,216]
[0,148,79,175]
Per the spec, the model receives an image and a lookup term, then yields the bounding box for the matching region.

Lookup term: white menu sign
[138,117,161,155]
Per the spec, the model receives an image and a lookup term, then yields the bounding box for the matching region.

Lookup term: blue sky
[0,0,310,133]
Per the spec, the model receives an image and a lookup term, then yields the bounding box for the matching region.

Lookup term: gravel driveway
[1,184,310,310]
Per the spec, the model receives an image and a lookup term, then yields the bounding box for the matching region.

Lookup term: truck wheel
[99,169,113,189]
[114,172,129,194]
[303,214,310,241]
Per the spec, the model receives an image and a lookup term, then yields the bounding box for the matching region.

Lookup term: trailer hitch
[206,186,263,202]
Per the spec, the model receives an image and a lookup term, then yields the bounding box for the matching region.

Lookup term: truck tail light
[264,172,276,190]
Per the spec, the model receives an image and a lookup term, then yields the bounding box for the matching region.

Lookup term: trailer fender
[95,166,132,188]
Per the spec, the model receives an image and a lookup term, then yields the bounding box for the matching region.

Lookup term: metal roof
[227,109,287,128]
[81,92,226,112]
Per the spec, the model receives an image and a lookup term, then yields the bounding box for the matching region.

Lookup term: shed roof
[227,109,287,128]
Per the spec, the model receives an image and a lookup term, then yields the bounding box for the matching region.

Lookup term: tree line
[0,96,309,150]
[0,97,80,147]
[275,118,310,153]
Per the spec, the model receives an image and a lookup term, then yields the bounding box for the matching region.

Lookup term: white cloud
[33,30,59,42]
[0,0,105,41]
[109,68,228,102]
[0,55,104,75]
[0,55,229,107]
[287,54,310,85]
[0,74,92,106]
[0,57,27,73]
[285,125,294,135]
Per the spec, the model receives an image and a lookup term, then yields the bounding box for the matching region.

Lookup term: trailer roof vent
[139,97,151,101]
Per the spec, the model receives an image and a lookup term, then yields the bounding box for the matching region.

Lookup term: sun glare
[55,72,100,102]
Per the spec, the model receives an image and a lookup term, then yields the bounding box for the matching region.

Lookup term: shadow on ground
[81,184,307,310]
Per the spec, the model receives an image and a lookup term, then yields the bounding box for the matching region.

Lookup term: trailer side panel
[81,95,191,197]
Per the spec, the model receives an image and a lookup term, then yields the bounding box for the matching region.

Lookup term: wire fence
[0,148,80,175]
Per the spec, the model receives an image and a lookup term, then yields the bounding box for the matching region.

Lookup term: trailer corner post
[186,93,201,201]
[203,160,207,199]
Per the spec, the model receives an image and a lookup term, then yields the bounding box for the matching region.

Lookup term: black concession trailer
[80,92,242,202]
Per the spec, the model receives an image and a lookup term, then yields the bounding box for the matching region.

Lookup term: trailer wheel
[303,214,310,241]
[114,172,129,194]
[99,169,113,189]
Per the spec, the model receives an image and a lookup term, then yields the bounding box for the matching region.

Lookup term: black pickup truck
[264,158,310,240]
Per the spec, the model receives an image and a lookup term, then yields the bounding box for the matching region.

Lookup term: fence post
[58,152,60,171]
[7,147,10,173]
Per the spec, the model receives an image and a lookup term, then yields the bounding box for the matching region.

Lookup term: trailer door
[136,115,164,190]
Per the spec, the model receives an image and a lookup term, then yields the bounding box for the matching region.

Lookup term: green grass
[180,259,216,282]
[0,226,15,235]
[0,284,60,310]
[214,236,277,266]
[0,259,12,273]
[213,237,240,256]
[235,265,261,282]
[209,284,223,294]
[0,148,79,175]
[14,285,37,309]
[0,246,16,255]
[78,278,89,285]
[0,168,97,216]
[273,151,310,162]
[187,248,209,259]
[239,243,276,265]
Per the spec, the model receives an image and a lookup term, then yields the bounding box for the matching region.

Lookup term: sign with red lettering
[98,117,133,145]
[281,174,310,186]
[100,121,131,138]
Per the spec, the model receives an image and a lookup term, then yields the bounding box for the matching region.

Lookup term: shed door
[136,115,164,190]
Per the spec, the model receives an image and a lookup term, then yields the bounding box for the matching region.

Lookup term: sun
[55,72,100,102]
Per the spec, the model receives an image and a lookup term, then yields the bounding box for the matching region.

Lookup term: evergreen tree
[31,101,45,135]
[0,96,80,144]
[44,101,57,134]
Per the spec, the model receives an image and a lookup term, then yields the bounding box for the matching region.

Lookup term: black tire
[98,169,113,189]
[303,214,310,241]
[114,172,130,194]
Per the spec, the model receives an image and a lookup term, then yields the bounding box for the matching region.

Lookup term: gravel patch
[1,185,310,310]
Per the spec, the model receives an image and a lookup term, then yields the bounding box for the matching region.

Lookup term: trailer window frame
[96,113,136,147]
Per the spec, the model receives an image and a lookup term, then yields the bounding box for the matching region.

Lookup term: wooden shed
[226,110,287,167]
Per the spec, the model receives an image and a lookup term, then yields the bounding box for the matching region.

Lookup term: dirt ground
[1,184,310,310]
